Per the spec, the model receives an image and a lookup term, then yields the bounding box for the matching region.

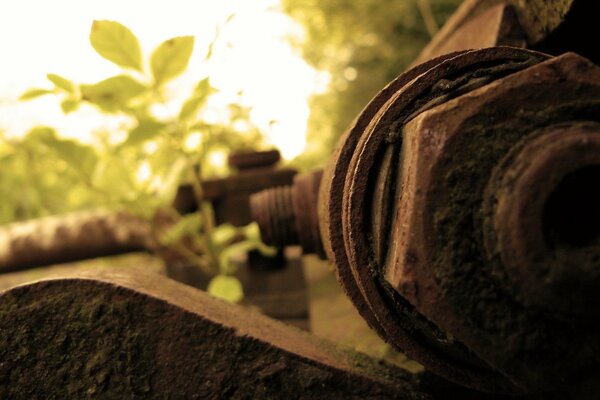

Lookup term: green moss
[507,0,573,42]
[0,282,156,399]
[424,82,600,387]
[0,279,426,399]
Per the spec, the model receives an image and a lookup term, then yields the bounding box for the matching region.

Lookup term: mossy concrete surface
[0,269,428,399]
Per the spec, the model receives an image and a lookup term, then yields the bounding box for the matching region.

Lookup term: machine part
[0,269,428,399]
[227,149,281,171]
[323,47,553,394]
[375,52,600,393]
[0,210,151,273]
[252,48,600,394]
[251,169,325,257]
[415,0,600,65]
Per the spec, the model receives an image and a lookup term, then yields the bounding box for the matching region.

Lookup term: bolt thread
[250,186,299,247]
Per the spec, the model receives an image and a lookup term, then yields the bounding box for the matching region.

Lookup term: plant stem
[190,163,221,273]
[150,219,216,276]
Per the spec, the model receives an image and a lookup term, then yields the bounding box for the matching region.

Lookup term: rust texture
[174,149,296,227]
[227,149,281,171]
[379,53,600,393]
[0,269,428,399]
[325,47,553,394]
[339,51,600,394]
[250,169,325,257]
[252,48,600,396]
[170,149,296,276]
[0,210,152,273]
[414,0,600,66]
[245,2,600,393]
[2,1,600,397]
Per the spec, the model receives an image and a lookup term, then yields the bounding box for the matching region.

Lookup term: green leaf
[156,157,188,206]
[178,78,215,121]
[179,97,205,122]
[211,223,239,249]
[151,36,195,86]
[252,240,278,257]
[218,241,250,274]
[160,213,203,245]
[40,135,98,177]
[60,99,80,114]
[124,118,166,147]
[90,20,143,71]
[47,74,75,93]
[242,222,262,242]
[232,222,278,258]
[19,88,53,101]
[81,75,146,111]
[207,275,244,303]
[26,126,57,142]
[92,156,136,203]
[217,239,272,275]
[193,77,212,95]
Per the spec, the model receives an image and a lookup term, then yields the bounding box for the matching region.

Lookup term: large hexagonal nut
[383,52,600,390]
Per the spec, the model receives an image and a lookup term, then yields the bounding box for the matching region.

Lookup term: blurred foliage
[283,0,461,168]
[6,20,275,302]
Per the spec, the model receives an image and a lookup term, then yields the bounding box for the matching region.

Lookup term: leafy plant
[17,20,273,302]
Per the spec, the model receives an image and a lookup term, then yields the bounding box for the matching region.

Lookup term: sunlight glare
[184,132,203,152]
[135,162,152,184]
[0,0,327,160]
[207,149,228,174]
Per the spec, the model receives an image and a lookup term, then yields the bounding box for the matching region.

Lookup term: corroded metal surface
[0,210,152,273]
[0,150,295,274]
[174,149,296,227]
[250,170,325,257]
[325,47,552,394]
[381,53,600,393]
[3,1,600,396]
[0,269,429,399]
[227,149,281,171]
[483,122,600,318]
[251,49,600,395]
[415,0,600,65]
[250,185,299,247]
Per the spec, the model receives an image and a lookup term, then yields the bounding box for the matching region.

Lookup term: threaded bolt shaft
[250,186,299,247]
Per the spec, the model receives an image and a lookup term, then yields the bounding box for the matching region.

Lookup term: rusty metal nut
[381,53,600,392]
[484,122,600,318]
[320,47,551,394]
[250,47,600,395]
[320,48,600,394]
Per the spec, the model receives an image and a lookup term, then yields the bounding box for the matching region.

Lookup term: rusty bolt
[250,170,324,257]
[337,50,600,394]
[250,185,298,247]
[251,47,600,395]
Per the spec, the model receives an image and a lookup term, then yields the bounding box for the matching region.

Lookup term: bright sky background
[0,0,328,159]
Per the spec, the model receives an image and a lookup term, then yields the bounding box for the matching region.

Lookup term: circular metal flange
[321,47,553,393]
